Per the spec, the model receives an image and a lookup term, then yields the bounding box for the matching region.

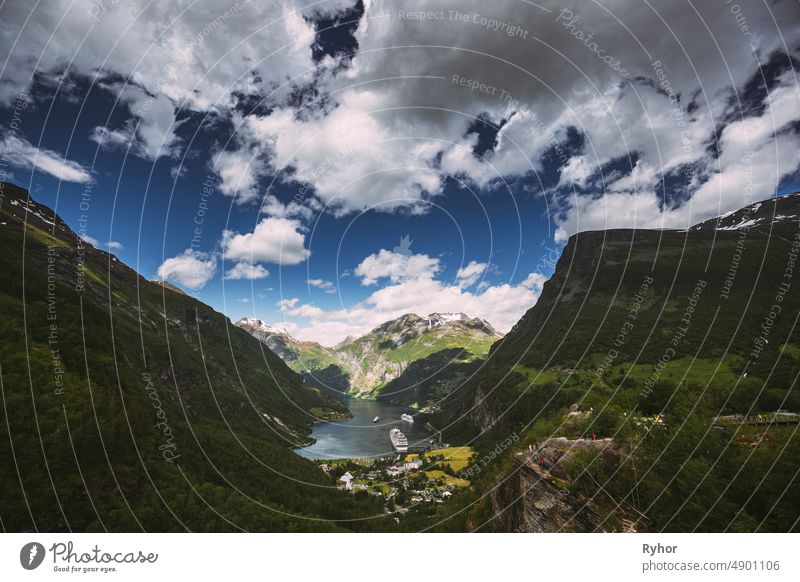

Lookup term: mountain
[335,312,501,397]
[437,192,800,532]
[235,317,339,370]
[237,312,502,399]
[0,182,387,532]
[376,347,485,410]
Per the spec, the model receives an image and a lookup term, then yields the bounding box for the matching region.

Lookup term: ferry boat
[389,428,409,452]
[373,416,380,423]
[400,413,414,423]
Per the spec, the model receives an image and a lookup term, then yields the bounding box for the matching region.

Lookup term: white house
[403,459,422,471]
[338,471,353,491]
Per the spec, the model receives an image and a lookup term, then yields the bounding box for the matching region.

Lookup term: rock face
[235,317,337,369]
[235,318,302,362]
[490,438,638,533]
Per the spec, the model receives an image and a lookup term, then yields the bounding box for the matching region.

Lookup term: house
[338,471,353,491]
[403,459,422,471]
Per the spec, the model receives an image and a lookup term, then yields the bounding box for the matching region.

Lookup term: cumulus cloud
[280,271,547,346]
[273,248,549,345]
[308,278,336,293]
[1,132,92,182]
[212,146,265,204]
[520,272,548,292]
[221,217,310,266]
[90,84,182,160]
[456,260,488,288]
[552,73,800,241]
[261,193,315,221]
[241,94,444,214]
[156,249,217,290]
[4,0,797,227]
[81,236,123,252]
[355,248,440,285]
[0,0,323,159]
[278,297,325,319]
[224,262,270,280]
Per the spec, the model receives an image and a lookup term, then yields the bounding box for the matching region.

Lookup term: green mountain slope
[438,193,800,532]
[0,182,387,532]
[377,348,485,411]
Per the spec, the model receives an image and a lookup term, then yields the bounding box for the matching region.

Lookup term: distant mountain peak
[428,311,469,321]
[235,317,293,339]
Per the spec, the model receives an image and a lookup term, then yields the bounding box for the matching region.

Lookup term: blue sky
[1,0,798,344]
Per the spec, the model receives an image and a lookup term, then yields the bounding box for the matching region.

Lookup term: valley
[3,180,800,533]
[236,311,501,402]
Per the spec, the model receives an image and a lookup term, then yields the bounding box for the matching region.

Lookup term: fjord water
[297,399,432,460]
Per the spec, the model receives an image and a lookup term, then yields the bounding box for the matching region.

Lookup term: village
[319,446,474,510]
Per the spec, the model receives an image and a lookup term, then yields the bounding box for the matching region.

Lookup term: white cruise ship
[389,428,409,452]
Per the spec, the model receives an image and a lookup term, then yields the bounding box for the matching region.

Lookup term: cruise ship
[389,428,409,452]
[400,413,414,423]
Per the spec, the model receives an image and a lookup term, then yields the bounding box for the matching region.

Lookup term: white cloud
[2,0,796,232]
[558,156,594,188]
[261,193,314,221]
[270,248,548,345]
[520,272,547,292]
[277,297,299,310]
[240,94,445,214]
[156,249,217,290]
[81,236,124,252]
[278,297,324,319]
[1,132,92,183]
[212,146,264,203]
[221,217,310,265]
[308,278,336,293]
[90,84,182,160]
[355,249,440,285]
[456,260,488,288]
[80,234,100,246]
[553,76,800,242]
[283,271,547,346]
[224,262,270,280]
[0,0,324,161]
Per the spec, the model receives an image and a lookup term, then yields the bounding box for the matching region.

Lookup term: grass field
[423,470,470,487]
[385,334,495,363]
[512,365,559,387]
[408,446,475,472]
[619,355,742,387]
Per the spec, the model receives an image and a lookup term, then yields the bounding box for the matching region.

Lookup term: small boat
[373,416,380,423]
[401,413,414,423]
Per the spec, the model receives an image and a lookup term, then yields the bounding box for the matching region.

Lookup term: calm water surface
[297,399,432,460]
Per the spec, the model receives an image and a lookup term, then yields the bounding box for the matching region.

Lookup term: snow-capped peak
[428,312,469,322]
[236,318,291,337]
